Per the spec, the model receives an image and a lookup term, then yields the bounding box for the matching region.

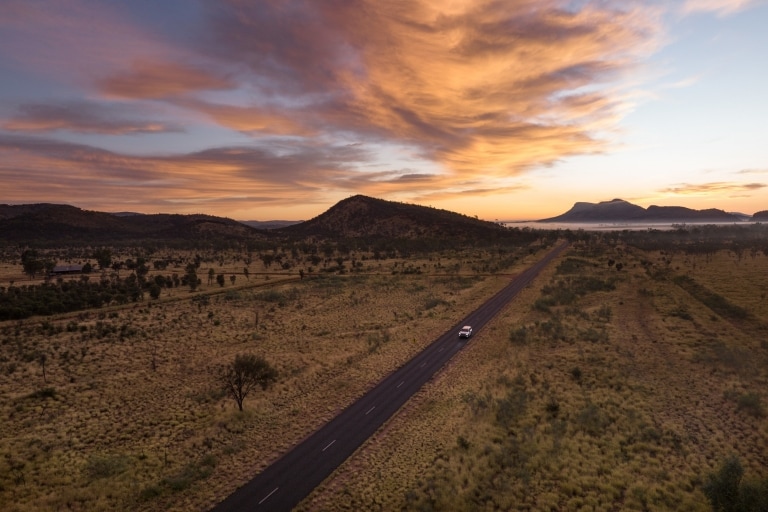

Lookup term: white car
[458,325,473,338]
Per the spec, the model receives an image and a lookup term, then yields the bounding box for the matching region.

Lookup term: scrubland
[301,242,768,511]
[0,246,537,511]
[1,239,766,511]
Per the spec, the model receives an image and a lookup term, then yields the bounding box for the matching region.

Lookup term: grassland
[0,245,541,511]
[298,242,768,511]
[1,240,766,511]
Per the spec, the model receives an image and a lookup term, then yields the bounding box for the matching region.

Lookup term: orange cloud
[205,1,662,180]
[174,99,314,136]
[0,135,366,215]
[0,1,670,218]
[99,60,235,99]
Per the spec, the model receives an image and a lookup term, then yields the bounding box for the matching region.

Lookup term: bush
[496,388,528,429]
[570,367,582,382]
[508,326,528,344]
[702,456,768,511]
[27,387,57,400]
[736,393,765,418]
[162,455,217,492]
[84,454,128,480]
[703,456,743,512]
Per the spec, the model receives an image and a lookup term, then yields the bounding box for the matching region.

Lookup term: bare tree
[220,354,278,411]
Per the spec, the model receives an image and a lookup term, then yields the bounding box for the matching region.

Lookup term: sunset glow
[1,0,766,221]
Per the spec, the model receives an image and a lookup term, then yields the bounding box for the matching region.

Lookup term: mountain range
[0,196,765,247]
[539,198,767,223]
[0,195,510,247]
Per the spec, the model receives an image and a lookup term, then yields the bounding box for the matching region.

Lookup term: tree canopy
[219,354,278,411]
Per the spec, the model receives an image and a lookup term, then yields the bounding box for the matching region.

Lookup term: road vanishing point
[211,242,569,512]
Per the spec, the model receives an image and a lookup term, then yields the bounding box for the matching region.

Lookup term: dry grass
[0,247,541,511]
[300,243,768,511]
[2,242,766,511]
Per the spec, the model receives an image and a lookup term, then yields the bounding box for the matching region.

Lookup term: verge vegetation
[301,229,768,512]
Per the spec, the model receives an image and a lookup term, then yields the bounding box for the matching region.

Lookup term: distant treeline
[0,272,191,321]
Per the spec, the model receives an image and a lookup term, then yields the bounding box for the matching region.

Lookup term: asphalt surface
[211,242,569,512]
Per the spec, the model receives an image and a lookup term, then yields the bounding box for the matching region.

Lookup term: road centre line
[322,440,336,452]
[259,487,279,504]
[397,381,404,388]
[365,406,375,415]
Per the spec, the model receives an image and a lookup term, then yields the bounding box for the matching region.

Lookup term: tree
[704,456,743,512]
[21,249,45,279]
[92,248,112,270]
[148,283,162,299]
[261,253,274,269]
[220,354,278,411]
[703,456,768,512]
[185,263,199,291]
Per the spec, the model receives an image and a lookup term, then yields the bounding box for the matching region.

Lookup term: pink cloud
[681,0,761,16]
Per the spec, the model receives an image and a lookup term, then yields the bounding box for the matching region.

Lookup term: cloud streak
[681,0,762,16]
[660,181,766,196]
[2,102,183,135]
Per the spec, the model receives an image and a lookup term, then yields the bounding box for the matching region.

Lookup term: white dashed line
[259,487,279,504]
[322,440,336,452]
[366,406,376,415]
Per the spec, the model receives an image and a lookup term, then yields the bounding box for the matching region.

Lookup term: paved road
[211,242,569,512]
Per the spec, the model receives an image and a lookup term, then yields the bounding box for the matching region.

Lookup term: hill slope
[0,203,268,246]
[279,195,509,240]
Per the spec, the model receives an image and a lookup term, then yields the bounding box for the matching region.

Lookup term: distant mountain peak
[540,199,743,223]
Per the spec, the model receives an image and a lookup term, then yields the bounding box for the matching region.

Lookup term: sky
[1,0,766,221]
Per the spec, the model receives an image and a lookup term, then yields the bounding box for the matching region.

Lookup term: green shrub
[162,455,217,492]
[496,388,528,429]
[575,403,611,436]
[570,367,582,382]
[508,326,528,344]
[27,387,57,400]
[736,393,765,418]
[703,456,743,512]
[84,454,129,479]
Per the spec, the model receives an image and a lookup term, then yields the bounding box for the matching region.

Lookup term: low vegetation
[300,231,768,512]
[1,224,767,511]
[0,240,539,511]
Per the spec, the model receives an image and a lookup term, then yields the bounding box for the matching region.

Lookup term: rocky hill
[540,199,743,223]
[0,196,522,247]
[279,195,509,241]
